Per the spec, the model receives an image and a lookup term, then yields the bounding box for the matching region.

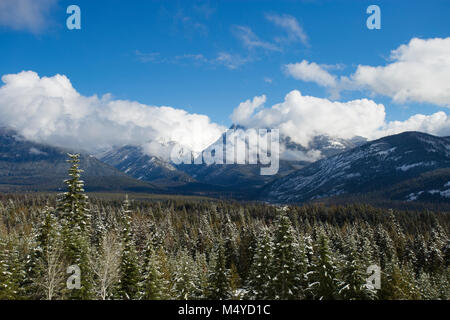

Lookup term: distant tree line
[0,154,448,300]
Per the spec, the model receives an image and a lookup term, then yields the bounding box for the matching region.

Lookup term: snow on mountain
[101,145,195,187]
[262,132,450,203]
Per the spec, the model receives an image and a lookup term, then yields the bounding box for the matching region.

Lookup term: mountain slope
[0,128,157,192]
[177,130,366,189]
[100,145,195,187]
[262,132,450,203]
[100,128,366,195]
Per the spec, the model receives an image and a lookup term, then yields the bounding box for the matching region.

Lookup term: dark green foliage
[58,154,93,299]
[117,196,140,299]
[207,241,231,300]
[271,212,302,299]
[0,173,448,300]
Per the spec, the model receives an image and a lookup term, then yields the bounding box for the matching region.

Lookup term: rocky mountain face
[4,126,449,205]
[262,131,450,203]
[101,129,365,195]
[100,145,194,187]
[0,128,156,192]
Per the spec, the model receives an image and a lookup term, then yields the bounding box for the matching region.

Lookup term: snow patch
[396,162,435,171]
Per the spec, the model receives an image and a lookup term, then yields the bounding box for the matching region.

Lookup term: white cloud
[0,71,225,159]
[0,0,57,34]
[215,52,250,70]
[2,71,448,165]
[232,25,280,51]
[345,37,450,106]
[230,95,266,125]
[136,50,250,70]
[265,14,308,46]
[231,90,450,151]
[380,111,450,137]
[284,60,337,87]
[286,37,450,107]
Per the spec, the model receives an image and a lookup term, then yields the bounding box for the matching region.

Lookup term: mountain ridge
[261,131,450,203]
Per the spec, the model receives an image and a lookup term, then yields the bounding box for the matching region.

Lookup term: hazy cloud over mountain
[230,90,450,148]
[0,71,225,155]
[0,70,448,162]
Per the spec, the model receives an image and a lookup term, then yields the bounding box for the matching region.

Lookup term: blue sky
[1,0,449,128]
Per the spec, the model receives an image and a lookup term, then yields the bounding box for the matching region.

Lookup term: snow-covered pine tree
[194,252,210,299]
[117,196,140,300]
[308,232,339,300]
[379,261,420,299]
[91,229,121,300]
[373,225,395,270]
[27,206,65,300]
[57,153,93,299]
[338,236,377,300]
[271,212,302,299]
[237,226,256,283]
[426,227,445,274]
[207,241,231,300]
[245,227,274,299]
[140,242,165,300]
[0,237,21,299]
[412,234,428,275]
[172,249,199,300]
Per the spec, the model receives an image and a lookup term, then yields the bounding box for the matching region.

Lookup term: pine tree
[271,212,302,299]
[27,206,65,300]
[141,243,165,300]
[57,153,93,299]
[91,229,121,300]
[308,232,339,300]
[246,228,274,299]
[191,252,208,299]
[0,238,21,299]
[172,249,199,300]
[237,226,256,283]
[426,228,445,274]
[117,196,140,300]
[207,241,231,299]
[379,262,420,300]
[338,237,377,300]
[374,225,395,270]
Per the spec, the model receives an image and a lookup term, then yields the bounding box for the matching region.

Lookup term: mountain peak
[262,131,450,203]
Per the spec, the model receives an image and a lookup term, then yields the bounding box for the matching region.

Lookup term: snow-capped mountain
[0,127,157,192]
[100,126,366,193]
[176,127,366,189]
[262,131,450,203]
[100,145,195,187]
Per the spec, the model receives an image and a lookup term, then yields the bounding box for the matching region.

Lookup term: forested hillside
[0,155,448,300]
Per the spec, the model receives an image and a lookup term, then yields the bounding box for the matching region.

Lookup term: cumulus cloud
[230,95,266,125]
[0,0,57,34]
[0,71,225,159]
[265,13,308,46]
[284,60,337,87]
[231,90,450,151]
[379,111,450,137]
[286,37,450,107]
[344,37,450,106]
